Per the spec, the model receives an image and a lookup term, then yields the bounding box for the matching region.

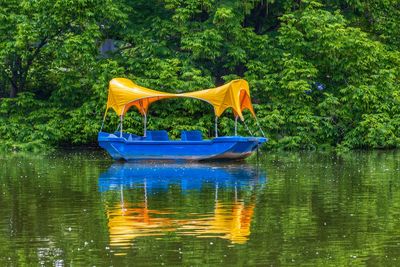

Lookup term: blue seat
[114,132,127,139]
[181,130,203,141]
[127,134,142,141]
[145,130,169,141]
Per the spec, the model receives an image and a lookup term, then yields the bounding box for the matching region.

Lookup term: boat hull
[98,132,267,161]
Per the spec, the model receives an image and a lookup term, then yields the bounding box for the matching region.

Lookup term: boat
[98,78,267,161]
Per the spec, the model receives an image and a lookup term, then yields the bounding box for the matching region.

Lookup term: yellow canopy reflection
[178,201,255,244]
[106,199,255,254]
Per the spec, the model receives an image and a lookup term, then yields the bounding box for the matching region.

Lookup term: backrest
[127,134,142,141]
[181,130,203,141]
[114,132,131,139]
[146,130,169,141]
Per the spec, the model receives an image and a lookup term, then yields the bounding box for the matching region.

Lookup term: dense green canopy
[0,0,400,150]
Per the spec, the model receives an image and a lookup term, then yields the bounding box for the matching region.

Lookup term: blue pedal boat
[98,130,266,161]
[98,78,267,161]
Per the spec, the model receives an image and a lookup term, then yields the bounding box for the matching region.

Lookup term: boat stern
[98,132,125,160]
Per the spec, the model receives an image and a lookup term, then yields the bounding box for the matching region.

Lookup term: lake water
[0,150,399,266]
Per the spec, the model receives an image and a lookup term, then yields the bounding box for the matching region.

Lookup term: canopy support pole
[119,107,125,138]
[234,116,238,136]
[143,113,147,137]
[120,184,124,209]
[255,117,266,137]
[99,108,108,132]
[243,119,254,136]
[215,116,218,137]
[119,115,123,138]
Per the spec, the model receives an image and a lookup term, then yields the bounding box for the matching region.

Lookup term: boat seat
[145,130,169,141]
[181,130,203,141]
[127,134,142,141]
[113,132,131,139]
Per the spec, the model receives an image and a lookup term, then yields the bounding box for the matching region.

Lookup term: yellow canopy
[181,79,255,119]
[107,78,175,116]
[106,78,256,120]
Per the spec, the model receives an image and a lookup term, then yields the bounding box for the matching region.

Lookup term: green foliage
[0,0,400,150]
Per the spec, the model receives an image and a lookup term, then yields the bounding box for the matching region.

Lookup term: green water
[0,150,399,266]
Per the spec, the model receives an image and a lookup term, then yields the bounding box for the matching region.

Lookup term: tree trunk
[9,84,17,98]
[8,55,26,98]
[5,34,51,98]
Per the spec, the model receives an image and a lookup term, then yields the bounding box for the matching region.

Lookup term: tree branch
[110,43,137,55]
[25,36,49,69]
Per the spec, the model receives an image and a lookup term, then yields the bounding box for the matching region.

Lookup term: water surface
[0,150,399,266]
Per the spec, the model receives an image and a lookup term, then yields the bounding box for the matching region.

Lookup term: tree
[0,0,127,98]
[0,0,399,150]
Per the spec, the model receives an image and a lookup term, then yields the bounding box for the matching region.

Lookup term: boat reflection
[99,163,266,255]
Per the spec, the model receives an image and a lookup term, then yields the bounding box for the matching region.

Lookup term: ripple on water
[1,151,400,266]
